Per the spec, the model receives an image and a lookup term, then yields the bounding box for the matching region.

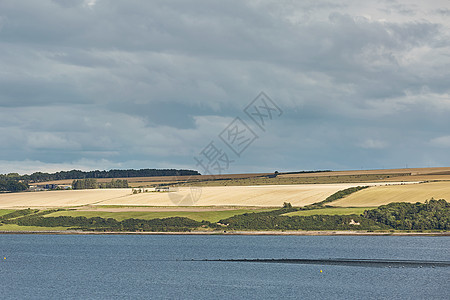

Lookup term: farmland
[330,181,450,207]
[0,183,410,209]
[0,209,15,217]
[0,224,71,231]
[183,173,406,186]
[33,167,450,188]
[0,189,132,208]
[283,207,371,217]
[35,173,273,188]
[1,167,449,233]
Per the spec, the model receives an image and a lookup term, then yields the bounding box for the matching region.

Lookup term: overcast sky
[1,0,449,175]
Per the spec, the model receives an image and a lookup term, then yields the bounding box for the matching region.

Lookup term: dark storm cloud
[0,0,449,174]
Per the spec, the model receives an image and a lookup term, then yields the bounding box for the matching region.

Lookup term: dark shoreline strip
[193,258,450,268]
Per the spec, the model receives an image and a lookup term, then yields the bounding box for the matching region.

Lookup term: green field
[283,207,373,217]
[44,208,275,222]
[183,173,407,187]
[0,224,71,231]
[0,209,16,217]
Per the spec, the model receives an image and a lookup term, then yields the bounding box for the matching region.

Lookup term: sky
[1,0,449,175]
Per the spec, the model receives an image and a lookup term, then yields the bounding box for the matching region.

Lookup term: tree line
[2,212,210,232]
[316,186,369,206]
[1,168,200,183]
[364,199,449,230]
[72,178,129,189]
[217,206,387,231]
[0,176,28,192]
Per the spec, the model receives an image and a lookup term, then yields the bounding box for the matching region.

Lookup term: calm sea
[0,234,449,299]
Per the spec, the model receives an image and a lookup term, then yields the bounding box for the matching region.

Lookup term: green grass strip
[44,208,276,223]
[283,207,373,217]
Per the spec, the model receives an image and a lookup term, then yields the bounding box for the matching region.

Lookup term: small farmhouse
[155,186,170,192]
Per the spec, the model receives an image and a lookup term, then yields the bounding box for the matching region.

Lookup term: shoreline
[1,230,449,236]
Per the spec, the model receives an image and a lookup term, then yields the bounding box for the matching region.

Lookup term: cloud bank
[1,0,449,174]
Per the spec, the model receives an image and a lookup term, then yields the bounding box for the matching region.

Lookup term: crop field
[2,166,448,210]
[44,208,275,222]
[0,189,132,208]
[330,181,450,207]
[283,207,372,217]
[81,183,399,207]
[0,224,70,231]
[185,174,409,186]
[36,173,273,187]
[279,167,450,177]
[0,183,399,208]
[371,175,450,182]
[32,167,450,188]
[0,209,15,217]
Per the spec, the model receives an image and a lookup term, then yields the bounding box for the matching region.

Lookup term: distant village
[28,183,171,192]
[28,184,72,191]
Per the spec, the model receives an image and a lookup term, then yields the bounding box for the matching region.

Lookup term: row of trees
[364,199,450,230]
[98,179,129,189]
[0,178,28,192]
[8,169,200,183]
[72,179,129,190]
[6,214,207,232]
[317,186,369,205]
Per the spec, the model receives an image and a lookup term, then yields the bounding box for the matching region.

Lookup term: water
[0,235,449,299]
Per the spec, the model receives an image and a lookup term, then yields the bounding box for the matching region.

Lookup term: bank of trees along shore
[1,199,448,232]
[364,199,450,230]
[2,211,209,232]
[218,199,450,231]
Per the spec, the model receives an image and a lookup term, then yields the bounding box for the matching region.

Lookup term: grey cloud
[435,8,450,16]
[0,0,449,173]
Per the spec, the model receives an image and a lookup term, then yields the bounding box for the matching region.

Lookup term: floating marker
[320,270,322,273]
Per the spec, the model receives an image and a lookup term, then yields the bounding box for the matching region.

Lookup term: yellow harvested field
[98,184,364,207]
[330,182,450,207]
[0,183,406,208]
[0,189,132,209]
[376,175,450,182]
[278,167,450,178]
